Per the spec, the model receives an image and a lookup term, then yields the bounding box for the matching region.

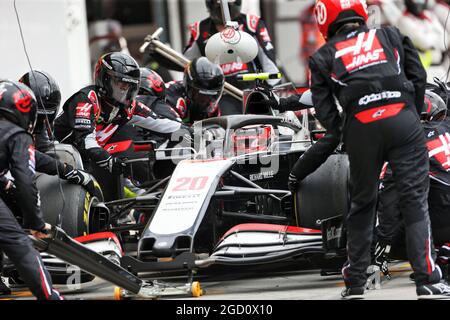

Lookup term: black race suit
[378,119,450,247]
[310,24,437,288]
[0,120,62,300]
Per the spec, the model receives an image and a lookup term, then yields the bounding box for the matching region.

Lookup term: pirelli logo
[335,29,387,72]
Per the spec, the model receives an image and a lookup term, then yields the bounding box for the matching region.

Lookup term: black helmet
[205,0,242,25]
[0,80,37,133]
[19,70,61,126]
[184,57,225,115]
[405,0,428,17]
[138,67,166,99]
[94,52,140,109]
[422,90,447,121]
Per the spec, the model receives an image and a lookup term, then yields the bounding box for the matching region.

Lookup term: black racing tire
[36,174,103,237]
[295,154,349,229]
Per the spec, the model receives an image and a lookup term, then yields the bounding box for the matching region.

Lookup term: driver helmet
[183,57,225,116]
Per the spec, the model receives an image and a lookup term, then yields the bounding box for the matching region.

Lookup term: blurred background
[1,0,449,103]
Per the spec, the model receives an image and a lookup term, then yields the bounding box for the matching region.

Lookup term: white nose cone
[205,27,259,65]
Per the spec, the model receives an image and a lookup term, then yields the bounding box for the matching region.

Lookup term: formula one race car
[97,84,350,298]
[4,81,349,298]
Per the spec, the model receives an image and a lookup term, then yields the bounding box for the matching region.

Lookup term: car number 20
[172,176,209,192]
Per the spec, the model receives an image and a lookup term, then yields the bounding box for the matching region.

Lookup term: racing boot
[416,282,450,299]
[341,262,365,299]
[341,286,365,300]
[416,266,450,299]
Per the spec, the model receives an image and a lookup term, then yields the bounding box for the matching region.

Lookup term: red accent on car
[354,103,405,124]
[232,125,272,155]
[74,232,123,256]
[134,144,153,152]
[295,87,309,94]
[221,223,321,241]
[314,133,325,140]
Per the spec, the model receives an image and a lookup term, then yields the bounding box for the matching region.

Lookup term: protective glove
[30,222,52,239]
[1,177,16,194]
[0,176,11,190]
[0,177,18,207]
[60,164,97,195]
[288,172,299,193]
[96,156,127,175]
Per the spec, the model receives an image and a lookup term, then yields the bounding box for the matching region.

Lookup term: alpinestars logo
[335,29,387,72]
[427,133,450,169]
[372,109,386,119]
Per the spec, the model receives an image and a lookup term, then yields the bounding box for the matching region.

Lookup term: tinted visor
[108,71,139,105]
[188,86,223,114]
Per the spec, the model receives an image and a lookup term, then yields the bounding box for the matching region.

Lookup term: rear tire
[295,154,349,229]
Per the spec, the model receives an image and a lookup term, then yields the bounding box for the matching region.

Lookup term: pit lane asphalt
[2,262,429,300]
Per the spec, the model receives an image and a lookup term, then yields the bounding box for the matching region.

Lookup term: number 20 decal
[172,176,209,191]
